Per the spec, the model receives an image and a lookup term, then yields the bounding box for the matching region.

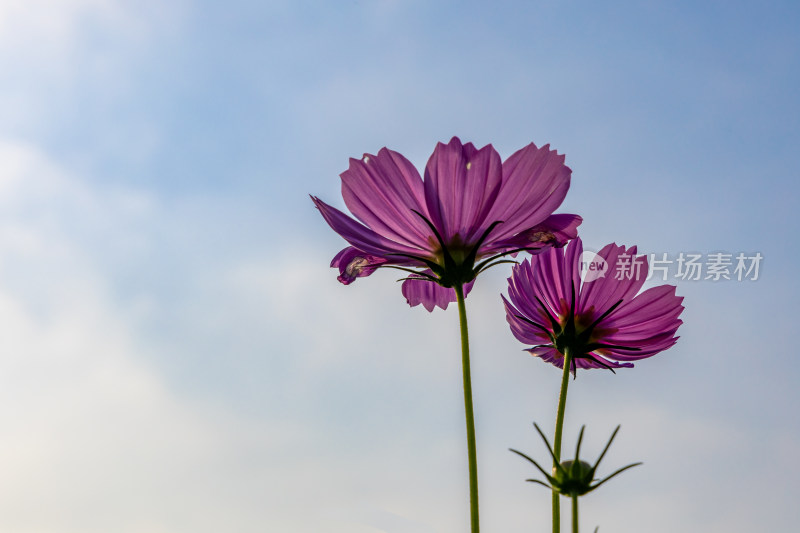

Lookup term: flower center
[345,256,370,278]
[525,229,556,245]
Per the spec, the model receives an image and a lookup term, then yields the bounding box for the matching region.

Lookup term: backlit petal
[578,244,647,316]
[486,143,572,241]
[401,274,475,312]
[331,246,388,285]
[485,213,582,256]
[341,148,433,249]
[423,137,503,244]
[312,196,425,259]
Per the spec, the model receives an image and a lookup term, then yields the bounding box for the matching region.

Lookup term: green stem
[571,494,579,533]
[455,284,479,533]
[552,348,573,533]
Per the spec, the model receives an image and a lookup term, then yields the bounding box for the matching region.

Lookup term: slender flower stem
[455,284,479,533]
[571,494,579,533]
[552,348,573,533]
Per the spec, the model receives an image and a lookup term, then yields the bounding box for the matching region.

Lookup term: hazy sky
[0,1,798,532]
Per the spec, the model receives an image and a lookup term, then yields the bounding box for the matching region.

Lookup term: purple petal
[401,273,475,312]
[533,248,567,317]
[564,237,584,297]
[340,148,434,249]
[311,196,425,259]
[491,213,582,253]
[526,346,562,365]
[577,354,634,370]
[423,137,503,244]
[605,285,684,332]
[578,243,647,317]
[331,247,388,285]
[485,143,572,241]
[531,238,582,318]
[600,332,681,361]
[529,213,582,248]
[503,295,553,345]
[506,259,559,326]
[599,285,684,359]
[504,240,580,334]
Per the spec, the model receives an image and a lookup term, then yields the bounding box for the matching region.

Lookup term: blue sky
[0,1,798,531]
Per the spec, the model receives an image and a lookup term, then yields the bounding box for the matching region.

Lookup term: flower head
[312,137,582,311]
[503,237,683,372]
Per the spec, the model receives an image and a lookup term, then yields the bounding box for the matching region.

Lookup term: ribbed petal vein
[423,137,503,244]
[341,148,433,249]
[486,143,572,241]
[312,196,424,258]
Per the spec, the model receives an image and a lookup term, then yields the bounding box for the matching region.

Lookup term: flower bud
[553,459,595,496]
[511,423,642,498]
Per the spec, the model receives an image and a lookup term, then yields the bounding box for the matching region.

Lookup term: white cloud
[0,0,182,57]
[0,140,315,532]
[0,0,185,140]
[0,0,113,49]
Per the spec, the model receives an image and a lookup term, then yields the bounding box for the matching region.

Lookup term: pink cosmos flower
[312,137,582,311]
[503,238,683,372]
